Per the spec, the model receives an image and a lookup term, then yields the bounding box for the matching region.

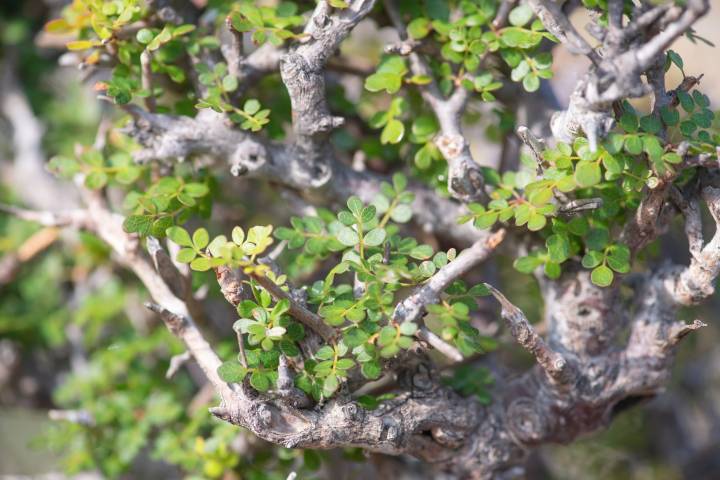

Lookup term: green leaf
[513,255,543,273]
[419,260,436,276]
[606,244,631,273]
[508,4,534,26]
[677,90,694,112]
[581,250,604,268]
[361,360,381,379]
[399,322,418,336]
[660,106,680,126]
[337,226,359,246]
[567,217,589,236]
[176,248,196,263]
[619,111,638,133]
[136,28,154,44]
[363,228,386,247]
[527,212,547,231]
[356,394,379,410]
[522,73,540,92]
[222,74,238,92]
[243,99,261,115]
[239,4,263,26]
[322,374,339,397]
[250,371,271,392]
[590,264,614,287]
[415,145,433,168]
[381,119,405,144]
[501,27,542,48]
[361,205,377,223]
[378,326,397,346]
[217,362,247,383]
[85,171,108,189]
[624,135,643,155]
[407,17,431,39]
[639,115,662,134]
[546,234,569,263]
[123,215,152,235]
[232,226,245,245]
[586,228,609,250]
[315,346,335,360]
[662,152,682,165]
[115,166,141,184]
[544,261,561,279]
[48,156,80,178]
[336,358,355,370]
[190,257,212,271]
[344,328,369,347]
[667,49,683,70]
[347,196,363,216]
[365,72,402,94]
[193,228,209,249]
[390,204,413,223]
[574,161,601,187]
[410,244,433,259]
[643,135,663,161]
[474,211,498,229]
[424,0,449,20]
[166,226,193,247]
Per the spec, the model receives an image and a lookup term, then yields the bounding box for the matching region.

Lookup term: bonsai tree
[1,0,718,478]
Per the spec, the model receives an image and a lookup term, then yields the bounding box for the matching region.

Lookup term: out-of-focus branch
[493,0,518,29]
[0,53,78,210]
[166,350,193,379]
[145,303,234,400]
[0,203,88,228]
[0,227,59,286]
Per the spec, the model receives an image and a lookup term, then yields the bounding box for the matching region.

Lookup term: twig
[416,327,463,363]
[140,49,156,112]
[166,351,193,379]
[48,409,95,427]
[394,229,506,324]
[528,0,600,63]
[0,203,87,228]
[145,302,235,399]
[493,0,518,28]
[485,283,575,384]
[516,125,547,173]
[251,272,336,343]
[557,198,603,215]
[0,227,59,286]
[663,319,706,352]
[392,230,506,361]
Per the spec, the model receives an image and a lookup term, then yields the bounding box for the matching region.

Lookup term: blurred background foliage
[2,0,720,479]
